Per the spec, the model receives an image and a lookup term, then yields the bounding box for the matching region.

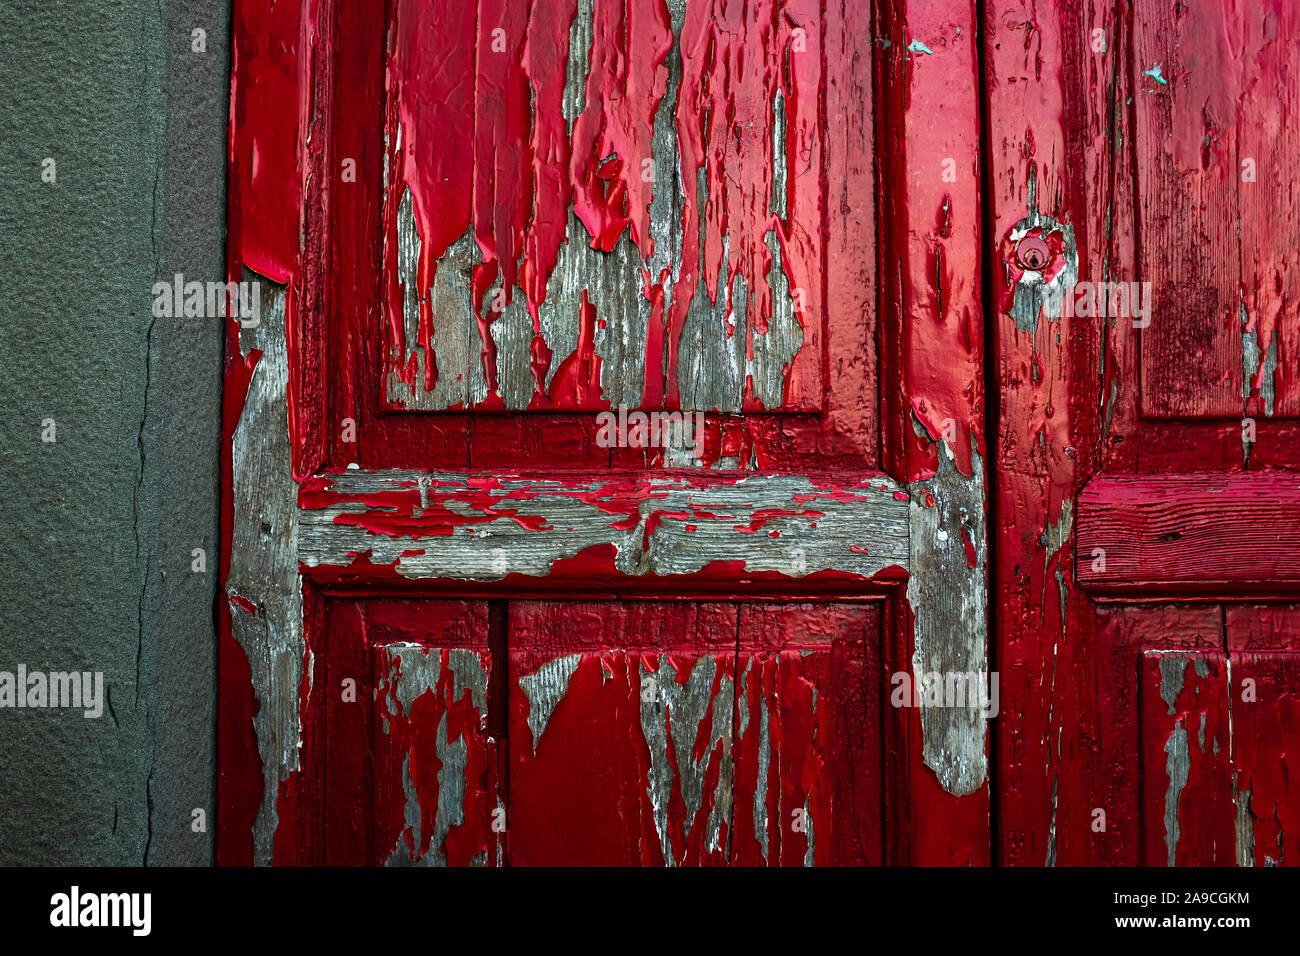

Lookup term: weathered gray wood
[641,655,734,864]
[300,471,910,581]
[906,440,989,796]
[225,272,305,866]
[538,209,650,408]
[679,227,747,412]
[489,290,535,411]
[752,228,804,409]
[519,653,583,750]
[386,194,485,410]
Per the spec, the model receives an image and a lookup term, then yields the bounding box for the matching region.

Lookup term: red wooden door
[989,0,1300,865]
[219,0,991,866]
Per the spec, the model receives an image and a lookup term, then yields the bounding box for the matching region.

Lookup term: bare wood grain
[1078,473,1300,595]
[300,470,909,584]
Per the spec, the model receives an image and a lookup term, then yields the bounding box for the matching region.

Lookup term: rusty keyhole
[1016,235,1052,271]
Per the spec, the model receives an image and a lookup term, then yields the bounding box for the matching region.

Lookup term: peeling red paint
[990,0,1300,869]
[1140,653,1234,865]
[880,0,986,483]
[730,604,882,865]
[219,0,319,866]
[224,0,999,869]
[877,0,990,864]
[300,471,894,548]
[569,1,671,256]
[382,0,825,417]
[505,601,880,865]
[375,640,501,866]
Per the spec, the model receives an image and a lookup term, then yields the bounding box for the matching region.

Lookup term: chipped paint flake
[1142,63,1168,85]
[1241,303,1277,417]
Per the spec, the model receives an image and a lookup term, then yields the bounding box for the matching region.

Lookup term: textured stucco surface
[0,0,227,865]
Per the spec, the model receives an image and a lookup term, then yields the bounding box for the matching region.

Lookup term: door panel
[323,0,880,474]
[731,603,882,866]
[987,0,1300,867]
[314,598,881,866]
[1139,642,1300,868]
[1140,651,1234,867]
[507,600,881,866]
[321,599,501,866]
[1224,609,1300,867]
[222,0,992,866]
[1135,1,1300,419]
[507,601,738,866]
[381,0,825,416]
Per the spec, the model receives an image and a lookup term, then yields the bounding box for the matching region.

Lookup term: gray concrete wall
[0,0,227,865]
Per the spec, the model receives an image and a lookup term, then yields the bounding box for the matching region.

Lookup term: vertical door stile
[220,0,319,866]
[877,0,991,864]
[983,0,1120,866]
